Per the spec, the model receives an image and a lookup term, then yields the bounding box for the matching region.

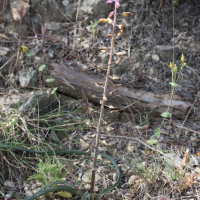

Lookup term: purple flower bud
[108,11,114,18]
[116,0,121,9]
[107,0,113,5]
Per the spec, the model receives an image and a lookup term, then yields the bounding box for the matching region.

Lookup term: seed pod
[115,52,126,56]
[116,57,123,64]
[107,18,113,24]
[113,84,122,88]
[98,47,107,50]
[99,18,109,23]
[110,76,120,80]
[109,90,117,95]
[111,110,119,114]
[106,34,112,38]
[117,30,125,37]
[183,149,190,165]
[122,12,131,17]
[118,25,126,31]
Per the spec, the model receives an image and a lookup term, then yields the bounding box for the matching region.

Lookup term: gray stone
[19,67,38,87]
[132,62,141,70]
[79,0,112,21]
[47,22,61,31]
[7,73,18,87]
[151,54,159,62]
[65,3,77,15]
[156,45,180,62]
[4,180,16,189]
[0,46,9,55]
[62,0,69,6]
[82,170,101,183]
[19,89,52,111]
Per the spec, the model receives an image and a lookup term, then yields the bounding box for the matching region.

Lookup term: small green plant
[28,159,68,186]
[90,20,99,36]
[154,54,186,137]
[122,150,160,183]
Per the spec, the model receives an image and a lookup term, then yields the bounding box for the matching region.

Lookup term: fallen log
[45,63,192,118]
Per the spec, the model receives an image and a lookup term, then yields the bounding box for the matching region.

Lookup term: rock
[156,45,180,62]
[5,192,13,199]
[65,3,78,16]
[126,141,135,152]
[112,172,117,181]
[151,54,159,62]
[10,0,30,21]
[118,164,129,172]
[132,62,141,70]
[145,53,151,59]
[30,184,36,190]
[4,180,16,190]
[85,184,98,192]
[47,22,61,31]
[7,73,18,87]
[76,61,89,70]
[62,0,69,6]
[19,89,53,111]
[79,0,111,21]
[163,153,184,168]
[80,138,89,149]
[82,170,101,183]
[25,190,33,197]
[19,67,38,87]
[128,175,138,185]
[0,46,9,55]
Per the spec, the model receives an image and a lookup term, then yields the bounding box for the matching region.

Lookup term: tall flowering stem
[90,0,118,197]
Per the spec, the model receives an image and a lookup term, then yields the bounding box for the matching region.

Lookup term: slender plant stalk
[90,1,117,196]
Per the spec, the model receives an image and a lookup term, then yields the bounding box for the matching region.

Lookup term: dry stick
[90,2,118,196]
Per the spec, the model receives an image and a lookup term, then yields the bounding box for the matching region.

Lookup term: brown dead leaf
[179,175,194,190]
[11,0,30,21]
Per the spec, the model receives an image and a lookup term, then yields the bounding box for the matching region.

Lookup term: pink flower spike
[116,0,121,9]
[107,0,113,5]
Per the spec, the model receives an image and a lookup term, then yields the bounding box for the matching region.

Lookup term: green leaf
[154,127,160,137]
[58,170,68,180]
[173,0,179,6]
[39,64,46,71]
[161,112,172,118]
[169,82,180,87]
[45,78,54,83]
[51,87,57,94]
[177,169,183,180]
[147,139,158,145]
[55,191,72,198]
[28,174,47,185]
[94,20,99,26]
[27,52,35,57]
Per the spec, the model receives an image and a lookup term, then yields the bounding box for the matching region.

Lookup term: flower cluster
[107,0,120,8]
[99,0,131,41]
